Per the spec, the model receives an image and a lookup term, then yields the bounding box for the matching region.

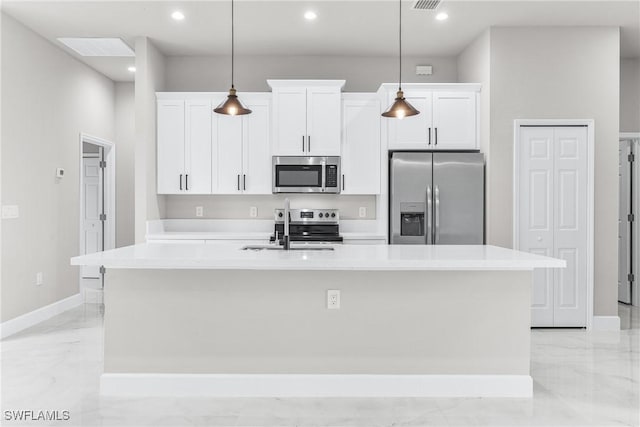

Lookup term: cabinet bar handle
[185,174,189,191]
[308,136,311,153]
[237,174,240,191]
[179,174,183,191]
[428,128,432,145]
[435,128,438,146]
[342,174,345,191]
[302,136,305,152]
[243,174,246,191]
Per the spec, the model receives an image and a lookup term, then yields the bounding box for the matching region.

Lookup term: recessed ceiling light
[128,66,136,73]
[57,38,134,57]
[435,12,448,21]
[171,11,185,21]
[304,11,317,21]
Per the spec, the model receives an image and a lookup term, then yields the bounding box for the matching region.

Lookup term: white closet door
[552,127,588,326]
[519,127,555,327]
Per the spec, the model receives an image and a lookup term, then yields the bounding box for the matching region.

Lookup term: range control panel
[274,209,340,224]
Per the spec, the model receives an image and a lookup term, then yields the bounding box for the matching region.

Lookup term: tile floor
[1,303,638,426]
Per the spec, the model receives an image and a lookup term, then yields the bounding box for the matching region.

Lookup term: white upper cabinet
[212,93,272,195]
[157,99,213,194]
[269,80,345,156]
[341,94,381,195]
[382,84,480,151]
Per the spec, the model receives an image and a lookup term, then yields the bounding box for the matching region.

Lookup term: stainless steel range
[270,208,343,243]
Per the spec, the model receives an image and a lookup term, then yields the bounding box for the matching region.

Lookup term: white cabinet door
[341,96,381,195]
[243,97,272,195]
[432,92,477,150]
[307,87,341,156]
[272,88,307,155]
[185,100,212,194]
[519,127,555,327]
[214,114,243,194]
[157,100,185,194]
[386,91,432,150]
[552,127,588,327]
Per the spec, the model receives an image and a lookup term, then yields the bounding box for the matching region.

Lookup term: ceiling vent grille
[412,0,441,10]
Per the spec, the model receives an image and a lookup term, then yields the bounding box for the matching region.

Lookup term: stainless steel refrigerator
[390,152,484,245]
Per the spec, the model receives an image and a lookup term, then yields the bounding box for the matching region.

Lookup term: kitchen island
[71,243,564,398]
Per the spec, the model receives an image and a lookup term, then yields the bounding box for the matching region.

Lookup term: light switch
[1,205,19,219]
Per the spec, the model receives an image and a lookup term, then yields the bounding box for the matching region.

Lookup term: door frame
[78,133,116,267]
[513,119,594,329]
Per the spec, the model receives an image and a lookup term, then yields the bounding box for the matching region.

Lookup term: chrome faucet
[282,198,291,250]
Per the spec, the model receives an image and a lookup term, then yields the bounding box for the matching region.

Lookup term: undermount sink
[241,244,335,251]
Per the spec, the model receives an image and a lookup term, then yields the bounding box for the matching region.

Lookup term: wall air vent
[412,0,441,10]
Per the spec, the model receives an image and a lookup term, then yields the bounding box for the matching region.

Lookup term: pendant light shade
[215,0,251,116]
[381,90,419,119]
[382,0,419,119]
[214,88,251,116]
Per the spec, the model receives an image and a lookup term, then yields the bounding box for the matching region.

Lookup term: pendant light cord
[398,0,402,92]
[231,0,235,89]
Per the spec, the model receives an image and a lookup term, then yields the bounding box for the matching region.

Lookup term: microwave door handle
[427,185,432,244]
[321,160,326,192]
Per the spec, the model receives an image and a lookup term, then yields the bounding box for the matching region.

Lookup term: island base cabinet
[102,268,532,397]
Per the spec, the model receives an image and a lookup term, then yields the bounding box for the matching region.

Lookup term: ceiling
[2,0,639,82]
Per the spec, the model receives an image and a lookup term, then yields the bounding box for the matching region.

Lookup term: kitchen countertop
[71,243,565,271]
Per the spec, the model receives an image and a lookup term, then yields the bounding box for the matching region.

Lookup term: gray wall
[135,38,166,243]
[620,58,640,132]
[1,13,115,322]
[482,27,620,317]
[165,55,458,92]
[115,82,136,247]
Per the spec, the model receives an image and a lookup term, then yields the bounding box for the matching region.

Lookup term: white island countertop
[71,243,565,271]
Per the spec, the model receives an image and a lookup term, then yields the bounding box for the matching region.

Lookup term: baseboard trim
[0,293,83,339]
[100,373,533,398]
[592,315,621,331]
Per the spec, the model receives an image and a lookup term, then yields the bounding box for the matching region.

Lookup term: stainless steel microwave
[272,156,341,194]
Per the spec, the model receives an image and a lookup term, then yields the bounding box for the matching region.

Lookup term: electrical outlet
[1,205,19,219]
[195,206,204,217]
[249,206,258,218]
[327,289,340,309]
[359,207,367,218]
[36,272,43,286]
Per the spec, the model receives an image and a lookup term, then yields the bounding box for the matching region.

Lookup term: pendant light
[214,0,251,116]
[382,0,419,119]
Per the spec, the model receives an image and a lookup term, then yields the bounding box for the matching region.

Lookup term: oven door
[272,157,340,193]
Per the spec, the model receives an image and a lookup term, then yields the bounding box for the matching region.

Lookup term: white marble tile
[1,304,638,427]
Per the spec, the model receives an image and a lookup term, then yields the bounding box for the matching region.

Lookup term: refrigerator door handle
[434,185,440,244]
[427,185,433,244]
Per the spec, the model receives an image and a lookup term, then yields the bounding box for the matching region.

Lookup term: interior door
[214,114,243,194]
[433,153,484,244]
[519,127,555,327]
[341,97,381,195]
[306,87,341,155]
[387,91,432,150]
[272,88,307,155]
[184,100,212,194]
[390,152,432,244]
[157,100,185,194]
[431,92,477,150]
[552,127,588,326]
[82,156,103,279]
[243,97,272,194]
[619,140,632,304]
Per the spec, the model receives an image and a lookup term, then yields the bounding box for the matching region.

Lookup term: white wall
[457,29,491,238]
[115,82,135,247]
[134,38,166,243]
[620,58,640,132]
[165,55,458,93]
[1,13,115,322]
[486,27,620,317]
